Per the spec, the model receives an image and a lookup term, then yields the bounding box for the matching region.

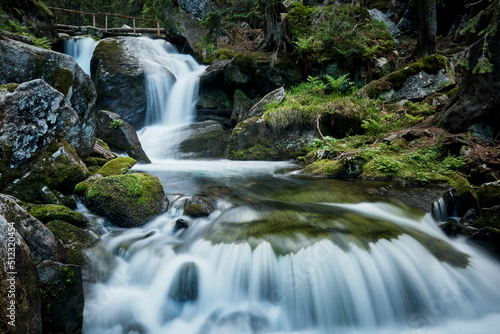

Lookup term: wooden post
[105,15,108,32]
[93,14,95,28]
[157,21,160,36]
[133,19,136,34]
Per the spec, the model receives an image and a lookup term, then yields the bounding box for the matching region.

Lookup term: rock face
[0,195,67,265]
[95,110,151,163]
[91,38,147,128]
[0,80,89,203]
[178,0,214,19]
[37,260,84,334]
[247,87,286,119]
[0,37,97,156]
[368,9,401,36]
[85,173,165,227]
[195,89,233,128]
[229,117,316,160]
[176,121,229,159]
[0,214,42,334]
[362,54,455,102]
[2,0,58,40]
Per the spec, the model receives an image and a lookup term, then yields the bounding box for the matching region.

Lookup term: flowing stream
[64,36,99,75]
[65,37,500,334]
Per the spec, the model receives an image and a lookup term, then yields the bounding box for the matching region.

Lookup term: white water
[64,36,99,75]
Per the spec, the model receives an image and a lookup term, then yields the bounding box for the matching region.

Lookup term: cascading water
[64,36,99,75]
[73,36,500,333]
[120,37,206,159]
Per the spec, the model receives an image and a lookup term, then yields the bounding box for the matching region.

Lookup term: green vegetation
[1,19,52,49]
[108,119,123,129]
[25,204,88,227]
[46,220,96,265]
[96,157,137,177]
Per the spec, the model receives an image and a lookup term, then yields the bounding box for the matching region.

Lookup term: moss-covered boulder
[0,37,97,156]
[25,204,89,228]
[184,195,215,217]
[85,173,165,227]
[91,38,147,128]
[46,220,98,266]
[74,174,104,196]
[37,260,84,334]
[302,156,366,178]
[476,181,500,208]
[97,157,137,177]
[0,194,68,265]
[0,215,42,333]
[176,121,229,159]
[449,173,480,217]
[95,110,151,163]
[362,54,455,101]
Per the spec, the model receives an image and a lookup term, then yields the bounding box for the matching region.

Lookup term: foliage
[285,3,395,67]
[2,19,52,49]
[108,119,123,129]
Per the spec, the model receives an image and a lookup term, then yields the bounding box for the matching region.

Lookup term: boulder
[96,157,137,177]
[25,204,89,228]
[231,89,253,124]
[176,121,229,159]
[168,262,199,303]
[95,110,150,163]
[91,38,147,128]
[178,0,214,19]
[37,260,84,334]
[195,89,233,128]
[247,87,286,119]
[0,37,97,156]
[362,54,455,102]
[85,173,165,227]
[470,227,500,256]
[301,156,366,178]
[0,194,68,265]
[173,218,189,232]
[0,215,42,333]
[229,117,316,160]
[167,8,205,61]
[368,9,401,37]
[476,180,500,208]
[184,196,215,217]
[46,220,98,266]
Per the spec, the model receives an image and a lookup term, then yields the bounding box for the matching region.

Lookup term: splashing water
[64,36,99,75]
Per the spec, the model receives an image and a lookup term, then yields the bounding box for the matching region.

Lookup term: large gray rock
[368,9,401,37]
[37,260,84,334]
[247,87,285,119]
[231,89,253,124]
[0,80,89,202]
[95,110,150,163]
[91,38,147,128]
[0,194,68,265]
[176,121,229,159]
[0,37,97,156]
[0,214,42,333]
[195,89,233,128]
[178,0,214,19]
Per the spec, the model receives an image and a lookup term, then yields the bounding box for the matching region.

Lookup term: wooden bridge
[48,7,165,36]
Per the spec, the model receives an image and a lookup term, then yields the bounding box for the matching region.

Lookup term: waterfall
[120,37,206,160]
[64,36,98,76]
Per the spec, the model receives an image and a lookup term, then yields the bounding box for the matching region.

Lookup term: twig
[316,114,335,150]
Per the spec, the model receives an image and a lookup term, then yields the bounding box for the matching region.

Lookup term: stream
[65,36,500,334]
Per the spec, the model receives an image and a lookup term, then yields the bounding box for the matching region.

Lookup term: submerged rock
[184,195,215,217]
[0,215,42,333]
[95,110,151,163]
[168,262,199,303]
[37,260,84,334]
[85,173,165,227]
[0,37,97,156]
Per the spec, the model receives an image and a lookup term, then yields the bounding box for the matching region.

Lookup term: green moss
[476,183,500,208]
[46,220,96,265]
[229,143,281,160]
[302,159,343,177]
[85,173,164,227]
[25,204,88,227]
[96,138,110,151]
[97,157,137,177]
[51,68,74,96]
[0,83,20,92]
[447,87,458,98]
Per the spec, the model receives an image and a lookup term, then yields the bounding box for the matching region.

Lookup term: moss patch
[97,157,137,177]
[46,220,96,265]
[50,68,74,96]
[25,204,88,227]
[476,183,500,208]
[0,83,20,92]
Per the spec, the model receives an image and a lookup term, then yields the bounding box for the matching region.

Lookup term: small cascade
[64,36,98,75]
[121,37,206,160]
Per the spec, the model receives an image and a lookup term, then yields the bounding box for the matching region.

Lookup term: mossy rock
[97,157,137,177]
[448,173,480,216]
[85,173,165,227]
[25,204,89,227]
[74,174,103,196]
[302,157,365,178]
[184,196,215,217]
[476,181,500,208]
[50,67,74,96]
[472,206,500,230]
[46,220,97,265]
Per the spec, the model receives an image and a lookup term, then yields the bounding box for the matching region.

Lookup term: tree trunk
[415,0,437,57]
[439,2,500,140]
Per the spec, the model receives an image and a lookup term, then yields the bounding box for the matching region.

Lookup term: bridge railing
[48,7,162,36]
